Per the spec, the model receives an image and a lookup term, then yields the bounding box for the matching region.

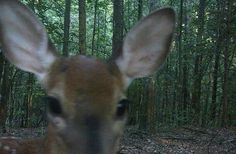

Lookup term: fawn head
[0,0,175,153]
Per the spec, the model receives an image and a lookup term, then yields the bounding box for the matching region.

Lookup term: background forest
[0,0,236,135]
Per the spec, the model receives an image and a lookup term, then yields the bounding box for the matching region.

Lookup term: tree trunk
[26,74,34,127]
[178,0,184,125]
[147,77,156,133]
[138,0,143,19]
[191,0,206,125]
[211,0,221,125]
[112,0,124,53]
[91,0,98,55]
[221,0,232,127]
[0,60,10,133]
[0,52,4,84]
[63,0,71,56]
[79,0,86,54]
[138,79,148,130]
[182,0,190,124]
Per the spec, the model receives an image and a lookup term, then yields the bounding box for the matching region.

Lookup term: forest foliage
[0,0,236,133]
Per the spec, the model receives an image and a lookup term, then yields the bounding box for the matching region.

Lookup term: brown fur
[46,56,124,117]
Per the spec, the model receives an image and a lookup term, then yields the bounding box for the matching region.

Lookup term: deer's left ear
[113,8,175,87]
[0,0,58,81]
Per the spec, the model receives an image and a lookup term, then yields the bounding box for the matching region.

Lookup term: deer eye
[45,96,62,115]
[116,99,129,118]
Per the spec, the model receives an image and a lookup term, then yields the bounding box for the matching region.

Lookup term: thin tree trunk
[103,9,108,53]
[97,11,101,53]
[63,0,71,56]
[147,77,156,133]
[211,0,221,124]
[79,0,86,54]
[0,60,10,133]
[0,52,4,84]
[182,0,189,124]
[221,0,232,127]
[26,74,34,127]
[191,0,206,125]
[127,0,131,30]
[91,0,98,55]
[8,69,18,127]
[112,0,124,53]
[138,0,143,19]
[178,0,184,125]
[139,79,148,130]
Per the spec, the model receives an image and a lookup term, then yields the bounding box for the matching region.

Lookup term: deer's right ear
[0,0,57,81]
[113,8,175,87]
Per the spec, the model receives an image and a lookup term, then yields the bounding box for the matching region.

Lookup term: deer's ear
[114,8,175,86]
[0,0,57,81]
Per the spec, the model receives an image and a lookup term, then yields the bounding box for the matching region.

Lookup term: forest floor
[119,127,236,154]
[1,126,236,154]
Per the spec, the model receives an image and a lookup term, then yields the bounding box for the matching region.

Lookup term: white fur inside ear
[115,8,175,83]
[0,1,57,82]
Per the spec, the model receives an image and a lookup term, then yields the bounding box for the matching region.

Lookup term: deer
[0,0,175,153]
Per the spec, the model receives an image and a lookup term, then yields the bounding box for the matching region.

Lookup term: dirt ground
[120,127,236,154]
[1,127,236,154]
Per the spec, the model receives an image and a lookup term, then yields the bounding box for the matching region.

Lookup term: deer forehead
[44,55,124,117]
